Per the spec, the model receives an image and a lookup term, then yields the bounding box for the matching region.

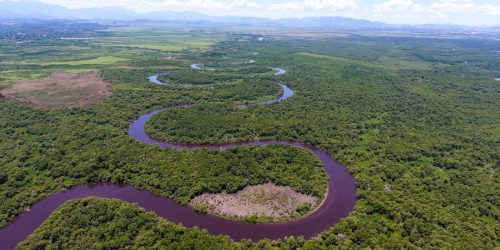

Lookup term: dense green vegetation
[0,22,498,249]
[192,203,209,214]
[146,103,278,144]
[17,198,235,249]
[157,70,243,85]
[295,202,312,216]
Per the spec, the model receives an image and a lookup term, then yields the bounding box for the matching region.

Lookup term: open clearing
[189,183,319,223]
[1,71,111,108]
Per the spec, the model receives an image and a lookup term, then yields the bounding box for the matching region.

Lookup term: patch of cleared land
[1,71,111,108]
[189,183,319,223]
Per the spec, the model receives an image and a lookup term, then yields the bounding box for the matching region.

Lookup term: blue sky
[20,0,500,25]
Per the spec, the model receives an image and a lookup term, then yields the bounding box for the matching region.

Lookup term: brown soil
[189,183,319,223]
[1,71,111,108]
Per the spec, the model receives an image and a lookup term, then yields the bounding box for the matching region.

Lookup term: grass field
[297,52,434,70]
[20,56,129,66]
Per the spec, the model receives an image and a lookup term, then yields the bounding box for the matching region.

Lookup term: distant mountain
[276,16,386,28]
[145,11,210,21]
[0,0,385,28]
[0,0,139,20]
[0,0,69,19]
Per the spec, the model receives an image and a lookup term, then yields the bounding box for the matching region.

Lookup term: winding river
[148,72,170,86]
[0,67,356,249]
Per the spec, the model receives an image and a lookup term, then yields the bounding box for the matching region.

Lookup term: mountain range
[2,0,500,32]
[0,0,386,28]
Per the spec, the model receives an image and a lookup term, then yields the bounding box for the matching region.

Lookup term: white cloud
[268,0,357,11]
[302,0,357,10]
[38,0,261,13]
[372,0,499,16]
[367,0,500,24]
[268,1,302,11]
[430,0,500,15]
[373,0,414,12]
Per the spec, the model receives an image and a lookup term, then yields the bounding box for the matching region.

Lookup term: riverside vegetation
[0,22,498,249]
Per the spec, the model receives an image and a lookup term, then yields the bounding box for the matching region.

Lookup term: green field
[20,55,129,66]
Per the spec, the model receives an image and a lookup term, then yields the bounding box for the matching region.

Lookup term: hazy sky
[20,0,500,25]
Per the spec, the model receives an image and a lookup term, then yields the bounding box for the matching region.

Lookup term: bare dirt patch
[1,71,111,108]
[189,183,319,223]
